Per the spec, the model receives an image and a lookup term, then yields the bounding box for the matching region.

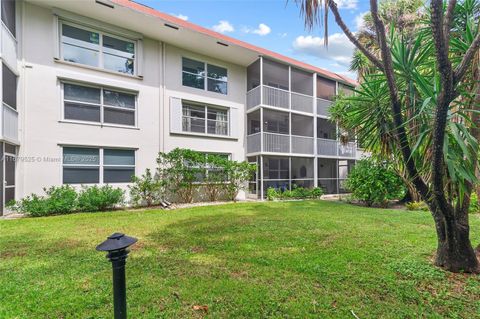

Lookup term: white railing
[246,132,261,154]
[317,98,332,117]
[246,86,261,110]
[1,24,17,73]
[2,104,18,141]
[317,138,356,158]
[291,92,313,113]
[317,138,338,156]
[263,86,289,109]
[339,142,357,158]
[263,132,290,153]
[291,135,314,154]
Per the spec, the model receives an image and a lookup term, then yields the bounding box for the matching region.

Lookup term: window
[182,102,228,136]
[63,147,100,184]
[103,149,135,183]
[61,22,135,75]
[2,64,17,110]
[182,57,228,95]
[1,0,15,37]
[63,147,135,184]
[63,82,136,126]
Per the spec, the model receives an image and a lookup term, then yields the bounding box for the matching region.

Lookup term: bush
[129,169,162,207]
[266,186,323,201]
[345,158,405,207]
[405,201,429,211]
[156,148,256,203]
[77,185,124,212]
[10,185,124,216]
[9,185,78,217]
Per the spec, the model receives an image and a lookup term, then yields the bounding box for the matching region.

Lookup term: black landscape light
[96,233,137,319]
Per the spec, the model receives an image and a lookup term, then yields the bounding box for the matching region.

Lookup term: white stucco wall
[18,3,162,197]
[16,3,247,199]
[162,44,246,162]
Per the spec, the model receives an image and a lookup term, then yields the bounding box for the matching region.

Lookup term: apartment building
[0,0,358,214]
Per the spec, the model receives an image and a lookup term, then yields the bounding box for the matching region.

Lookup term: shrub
[223,160,256,202]
[204,154,229,202]
[9,185,77,217]
[267,187,279,201]
[157,148,205,203]
[345,158,405,207]
[77,185,124,212]
[266,186,323,201]
[129,169,162,207]
[405,201,429,211]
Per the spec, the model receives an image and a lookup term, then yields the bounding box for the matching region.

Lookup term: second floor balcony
[246,132,356,158]
[246,57,338,116]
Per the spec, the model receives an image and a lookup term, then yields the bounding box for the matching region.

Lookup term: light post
[96,233,137,319]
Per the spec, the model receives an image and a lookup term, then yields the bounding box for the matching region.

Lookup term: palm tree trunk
[433,208,479,272]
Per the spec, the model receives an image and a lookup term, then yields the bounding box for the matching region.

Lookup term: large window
[317,77,336,100]
[1,0,15,37]
[2,64,17,110]
[63,147,135,184]
[63,82,136,126]
[182,57,228,95]
[61,22,135,75]
[182,102,228,136]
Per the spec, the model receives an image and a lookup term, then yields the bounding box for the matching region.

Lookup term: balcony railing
[247,132,261,154]
[291,135,314,154]
[1,104,18,142]
[246,85,315,114]
[246,86,261,110]
[317,138,356,158]
[317,98,332,117]
[263,86,289,110]
[264,132,290,153]
[291,92,314,113]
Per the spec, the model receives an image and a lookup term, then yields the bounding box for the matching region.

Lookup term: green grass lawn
[1,201,480,318]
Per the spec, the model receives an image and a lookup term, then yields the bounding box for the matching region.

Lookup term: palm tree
[295,0,480,273]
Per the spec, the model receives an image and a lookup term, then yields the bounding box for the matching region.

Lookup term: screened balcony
[316,76,336,117]
[317,158,355,194]
[261,156,314,193]
[246,109,315,155]
[246,58,314,113]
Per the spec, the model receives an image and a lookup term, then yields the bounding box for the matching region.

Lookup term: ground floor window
[62,147,135,184]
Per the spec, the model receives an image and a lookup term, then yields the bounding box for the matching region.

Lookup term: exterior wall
[18,2,161,196]
[163,44,246,162]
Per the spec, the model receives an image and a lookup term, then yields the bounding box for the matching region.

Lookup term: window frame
[182,57,228,95]
[59,21,137,76]
[62,146,136,185]
[181,101,229,137]
[1,0,16,39]
[61,81,138,128]
[2,63,17,112]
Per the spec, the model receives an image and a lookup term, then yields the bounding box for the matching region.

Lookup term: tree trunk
[433,213,479,273]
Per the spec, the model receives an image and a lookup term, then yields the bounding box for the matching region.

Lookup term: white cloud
[292,33,355,67]
[336,0,358,9]
[172,13,188,21]
[354,11,368,30]
[212,20,234,34]
[242,23,272,36]
[253,23,271,36]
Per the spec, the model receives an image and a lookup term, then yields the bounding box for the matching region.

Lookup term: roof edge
[110,0,358,87]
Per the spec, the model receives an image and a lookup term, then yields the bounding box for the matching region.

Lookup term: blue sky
[137,0,370,80]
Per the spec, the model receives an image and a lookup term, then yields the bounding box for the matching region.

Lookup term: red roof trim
[111,0,357,86]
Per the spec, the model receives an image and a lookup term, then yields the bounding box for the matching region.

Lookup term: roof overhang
[26,0,357,86]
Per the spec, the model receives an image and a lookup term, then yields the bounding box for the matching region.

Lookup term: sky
[136,0,370,80]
